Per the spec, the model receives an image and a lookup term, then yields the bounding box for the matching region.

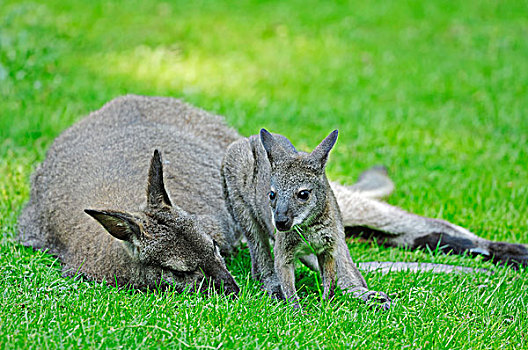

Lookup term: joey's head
[85,150,239,295]
[260,129,338,232]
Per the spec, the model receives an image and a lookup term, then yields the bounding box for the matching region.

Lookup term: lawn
[1,0,527,348]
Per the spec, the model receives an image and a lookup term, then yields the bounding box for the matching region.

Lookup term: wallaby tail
[357,261,491,275]
[348,165,395,200]
[299,256,491,275]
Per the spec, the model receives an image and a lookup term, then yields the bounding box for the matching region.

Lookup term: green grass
[1,0,527,348]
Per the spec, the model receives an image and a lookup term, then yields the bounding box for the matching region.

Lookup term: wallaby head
[85,150,239,295]
[259,129,338,232]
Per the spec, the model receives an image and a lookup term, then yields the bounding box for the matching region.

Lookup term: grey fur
[332,180,528,268]
[18,95,240,294]
[357,262,490,275]
[349,166,394,200]
[18,95,527,305]
[224,128,390,308]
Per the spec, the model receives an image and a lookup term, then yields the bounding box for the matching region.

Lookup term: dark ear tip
[151,149,163,171]
[260,128,271,137]
[85,209,107,218]
[84,209,97,216]
[153,149,161,161]
[328,129,339,145]
[259,129,274,146]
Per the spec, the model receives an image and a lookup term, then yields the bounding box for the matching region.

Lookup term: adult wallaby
[20,147,238,293]
[18,97,241,294]
[19,95,527,305]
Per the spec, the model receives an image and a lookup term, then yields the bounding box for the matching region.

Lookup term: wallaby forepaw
[263,282,286,300]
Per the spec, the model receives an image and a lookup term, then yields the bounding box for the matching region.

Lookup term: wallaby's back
[18,95,242,279]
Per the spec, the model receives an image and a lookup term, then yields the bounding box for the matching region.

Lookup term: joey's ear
[84,209,141,241]
[147,150,172,207]
[260,129,288,166]
[310,130,338,169]
[259,128,275,157]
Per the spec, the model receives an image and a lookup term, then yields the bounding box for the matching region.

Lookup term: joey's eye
[269,191,276,200]
[297,190,310,200]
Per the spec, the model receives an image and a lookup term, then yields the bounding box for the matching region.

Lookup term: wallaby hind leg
[332,183,528,268]
[346,166,395,200]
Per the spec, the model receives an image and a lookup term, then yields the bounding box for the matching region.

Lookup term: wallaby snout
[274,213,293,232]
[204,264,240,296]
[273,199,294,231]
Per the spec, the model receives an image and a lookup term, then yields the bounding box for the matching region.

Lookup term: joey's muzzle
[274,215,292,232]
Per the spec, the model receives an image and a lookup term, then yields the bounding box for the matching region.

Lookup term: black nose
[275,217,292,231]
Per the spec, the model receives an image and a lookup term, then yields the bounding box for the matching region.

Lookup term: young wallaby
[263,129,388,306]
[223,129,391,308]
[19,95,527,304]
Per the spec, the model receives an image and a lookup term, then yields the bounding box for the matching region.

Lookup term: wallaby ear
[310,130,338,169]
[260,128,275,158]
[147,150,172,207]
[84,209,141,241]
[260,129,288,166]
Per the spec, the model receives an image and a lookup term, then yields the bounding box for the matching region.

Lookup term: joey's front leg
[245,229,284,299]
[275,261,298,304]
[274,235,299,305]
[317,252,336,300]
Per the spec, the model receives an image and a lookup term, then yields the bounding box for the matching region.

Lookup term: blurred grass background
[1,0,527,348]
